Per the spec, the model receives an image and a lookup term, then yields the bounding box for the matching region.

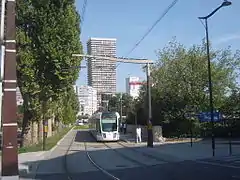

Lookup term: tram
[89,111,120,142]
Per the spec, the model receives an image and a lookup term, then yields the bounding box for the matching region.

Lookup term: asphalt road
[28,130,240,180]
[33,161,240,180]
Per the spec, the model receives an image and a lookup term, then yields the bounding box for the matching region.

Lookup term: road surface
[20,129,240,180]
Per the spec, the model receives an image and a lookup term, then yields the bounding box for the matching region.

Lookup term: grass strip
[18,126,72,154]
[74,124,89,130]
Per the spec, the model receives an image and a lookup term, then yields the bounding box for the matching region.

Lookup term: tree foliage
[132,38,240,137]
[108,93,134,117]
[16,0,82,141]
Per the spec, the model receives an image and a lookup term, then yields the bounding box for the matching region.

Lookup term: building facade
[125,76,142,99]
[76,85,97,116]
[87,37,117,107]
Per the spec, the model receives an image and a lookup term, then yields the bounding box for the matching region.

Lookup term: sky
[75,0,240,92]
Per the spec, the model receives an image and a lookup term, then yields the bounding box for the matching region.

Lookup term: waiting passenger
[136,126,142,143]
[123,123,127,134]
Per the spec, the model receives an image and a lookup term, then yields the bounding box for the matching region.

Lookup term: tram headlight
[102,133,106,138]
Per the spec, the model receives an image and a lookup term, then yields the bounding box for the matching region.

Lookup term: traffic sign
[197,112,222,122]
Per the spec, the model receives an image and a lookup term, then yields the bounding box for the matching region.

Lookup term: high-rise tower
[87,37,117,107]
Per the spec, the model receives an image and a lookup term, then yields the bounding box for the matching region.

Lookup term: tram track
[84,141,120,180]
[103,142,148,167]
[83,130,172,180]
[116,141,171,163]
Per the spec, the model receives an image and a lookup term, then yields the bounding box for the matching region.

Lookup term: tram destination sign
[102,119,116,123]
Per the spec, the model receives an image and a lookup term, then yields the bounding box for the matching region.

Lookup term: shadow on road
[18,130,240,180]
[74,130,96,143]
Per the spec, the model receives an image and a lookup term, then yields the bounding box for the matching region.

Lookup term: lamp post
[198,0,232,157]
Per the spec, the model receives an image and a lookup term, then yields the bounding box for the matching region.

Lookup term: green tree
[108,93,134,115]
[136,38,239,137]
[16,0,82,143]
[220,88,240,137]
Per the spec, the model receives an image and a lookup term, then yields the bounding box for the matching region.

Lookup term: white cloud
[214,34,240,45]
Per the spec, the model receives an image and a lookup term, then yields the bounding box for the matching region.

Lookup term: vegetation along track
[117,141,171,163]
[84,141,120,180]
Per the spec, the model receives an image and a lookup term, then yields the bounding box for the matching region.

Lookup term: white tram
[89,111,120,142]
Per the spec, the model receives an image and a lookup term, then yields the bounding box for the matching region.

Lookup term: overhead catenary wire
[125,0,179,57]
[81,0,88,26]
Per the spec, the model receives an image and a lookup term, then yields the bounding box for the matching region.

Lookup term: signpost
[184,105,198,147]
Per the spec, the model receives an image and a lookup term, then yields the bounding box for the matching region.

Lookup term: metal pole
[190,118,193,147]
[146,63,153,147]
[228,129,232,156]
[205,18,215,157]
[120,93,122,123]
[92,90,93,115]
[135,110,137,143]
[42,99,49,151]
[1,0,19,178]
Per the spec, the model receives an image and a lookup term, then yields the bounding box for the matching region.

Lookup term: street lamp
[198,0,232,157]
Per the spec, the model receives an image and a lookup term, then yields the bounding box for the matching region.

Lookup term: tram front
[100,111,120,141]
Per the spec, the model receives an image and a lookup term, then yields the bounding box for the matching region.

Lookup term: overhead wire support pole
[0,0,6,132]
[72,54,153,64]
[146,63,153,147]
[1,0,19,179]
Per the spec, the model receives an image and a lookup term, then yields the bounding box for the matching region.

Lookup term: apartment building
[126,76,142,99]
[76,85,97,116]
[87,37,117,107]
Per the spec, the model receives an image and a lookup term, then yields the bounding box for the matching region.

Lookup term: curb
[29,126,74,179]
[49,126,74,153]
[120,138,130,143]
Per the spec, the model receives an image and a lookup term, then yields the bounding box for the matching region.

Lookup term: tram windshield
[101,112,117,132]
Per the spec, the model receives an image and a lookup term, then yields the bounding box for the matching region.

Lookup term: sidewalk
[0,151,46,178]
[120,133,240,145]
[120,133,240,162]
[0,127,74,179]
[120,133,164,145]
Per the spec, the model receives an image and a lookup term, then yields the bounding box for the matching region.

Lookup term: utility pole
[146,63,153,147]
[120,92,123,123]
[92,90,94,115]
[0,0,6,132]
[1,0,19,179]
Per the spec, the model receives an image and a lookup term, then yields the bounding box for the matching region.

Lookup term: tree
[136,38,239,137]
[219,88,240,137]
[16,0,83,144]
[62,86,80,124]
[108,93,134,115]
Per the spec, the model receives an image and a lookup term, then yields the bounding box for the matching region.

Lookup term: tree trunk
[32,121,38,144]
[38,119,43,143]
[21,110,32,147]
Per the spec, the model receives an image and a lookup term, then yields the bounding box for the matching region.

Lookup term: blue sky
[75,0,240,92]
